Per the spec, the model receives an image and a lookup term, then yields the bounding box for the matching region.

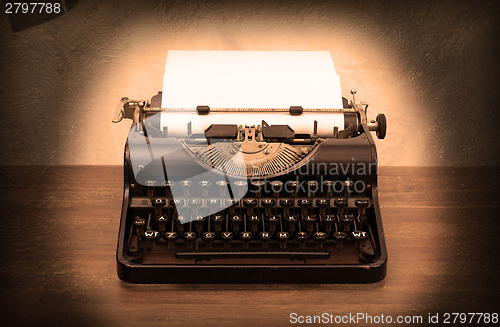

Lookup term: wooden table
[0,166,498,326]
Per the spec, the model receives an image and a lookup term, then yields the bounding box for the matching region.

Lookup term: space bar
[175,251,330,260]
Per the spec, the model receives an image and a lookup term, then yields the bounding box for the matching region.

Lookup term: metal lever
[112,98,145,124]
[112,97,129,123]
[350,89,357,106]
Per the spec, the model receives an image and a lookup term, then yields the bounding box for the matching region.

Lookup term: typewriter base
[117,252,387,284]
[117,261,386,284]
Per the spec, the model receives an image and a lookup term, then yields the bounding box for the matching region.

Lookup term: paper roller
[158,111,350,138]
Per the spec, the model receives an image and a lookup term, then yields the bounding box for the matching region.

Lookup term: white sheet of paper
[161,50,343,109]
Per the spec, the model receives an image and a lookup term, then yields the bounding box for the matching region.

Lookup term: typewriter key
[285,215,299,233]
[285,181,300,197]
[277,231,290,249]
[171,198,185,208]
[355,199,369,223]
[307,181,319,197]
[304,215,317,234]
[216,180,230,197]
[333,231,347,250]
[313,231,328,250]
[144,230,159,243]
[202,231,216,240]
[249,215,261,233]
[144,230,159,250]
[298,198,312,206]
[261,198,275,206]
[270,181,283,197]
[189,199,203,218]
[233,180,248,198]
[129,217,146,254]
[343,180,354,198]
[351,230,369,249]
[145,180,157,197]
[151,198,166,217]
[230,215,243,233]
[316,199,329,207]
[211,215,225,233]
[162,181,175,197]
[175,215,186,233]
[295,232,309,250]
[152,199,164,218]
[224,199,237,215]
[334,198,347,216]
[323,215,336,234]
[322,180,335,197]
[239,231,253,248]
[279,199,294,216]
[298,199,312,217]
[155,215,168,234]
[164,231,179,241]
[202,231,216,249]
[133,217,146,236]
[243,198,257,206]
[250,180,265,197]
[194,216,206,234]
[259,231,272,249]
[179,180,192,197]
[240,231,252,239]
[164,231,179,248]
[207,199,222,208]
[189,199,202,206]
[261,199,275,216]
[316,199,330,216]
[265,214,280,232]
[340,213,355,233]
[152,198,166,207]
[199,180,212,197]
[280,199,294,207]
[243,198,257,215]
[221,231,234,249]
[183,231,197,249]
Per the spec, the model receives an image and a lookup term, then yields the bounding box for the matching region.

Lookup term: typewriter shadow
[119,280,387,291]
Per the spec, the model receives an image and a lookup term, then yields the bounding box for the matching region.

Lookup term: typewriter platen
[113,90,387,283]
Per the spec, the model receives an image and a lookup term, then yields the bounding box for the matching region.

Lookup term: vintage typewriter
[113,51,387,283]
[112,90,387,284]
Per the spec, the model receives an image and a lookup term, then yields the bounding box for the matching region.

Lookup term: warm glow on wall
[57,2,441,167]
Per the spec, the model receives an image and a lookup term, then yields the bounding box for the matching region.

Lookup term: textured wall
[0,0,498,166]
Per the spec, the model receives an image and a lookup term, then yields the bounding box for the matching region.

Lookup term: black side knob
[376,114,387,139]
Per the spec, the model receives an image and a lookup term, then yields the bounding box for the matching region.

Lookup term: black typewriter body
[114,91,388,283]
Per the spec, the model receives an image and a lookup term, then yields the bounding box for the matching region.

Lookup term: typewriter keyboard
[124,180,378,265]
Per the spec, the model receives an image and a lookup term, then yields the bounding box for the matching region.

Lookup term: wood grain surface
[0,166,498,326]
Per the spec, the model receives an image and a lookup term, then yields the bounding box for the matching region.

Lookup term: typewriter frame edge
[115,120,388,284]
